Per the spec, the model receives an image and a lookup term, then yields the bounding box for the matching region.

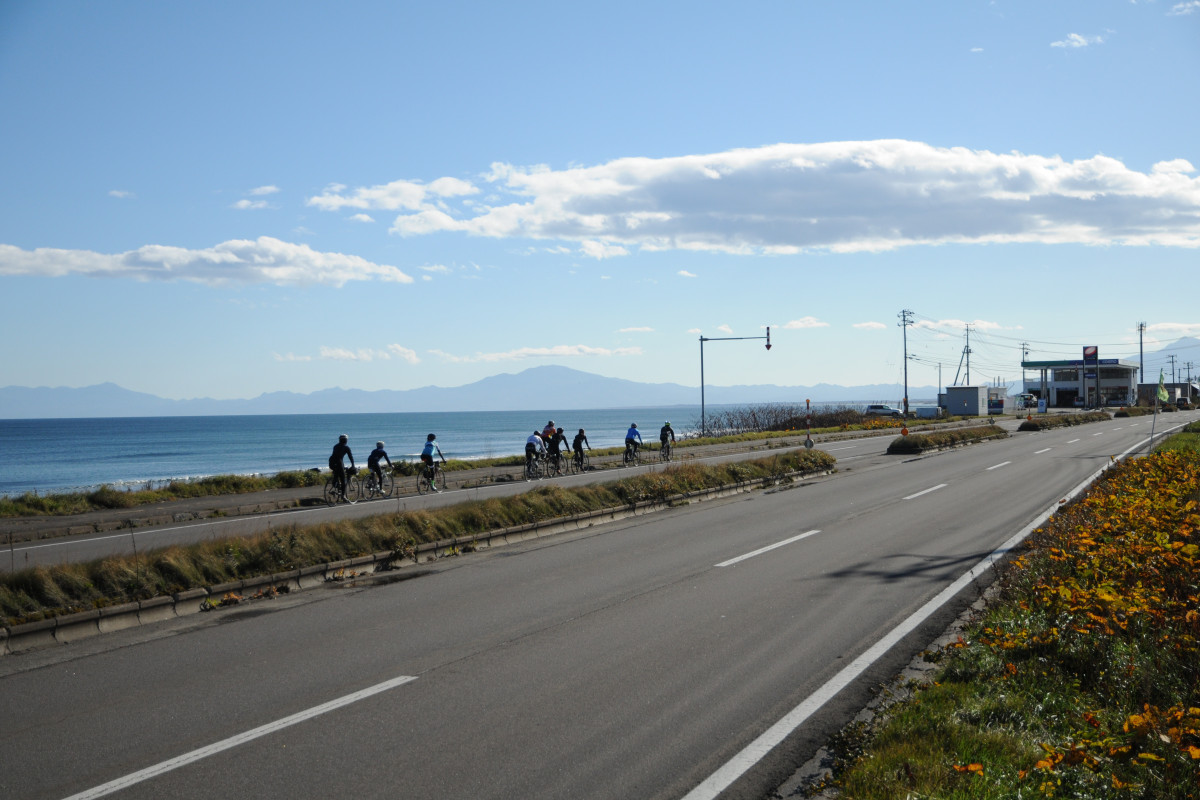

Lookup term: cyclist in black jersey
[328,434,355,498]
[367,441,392,491]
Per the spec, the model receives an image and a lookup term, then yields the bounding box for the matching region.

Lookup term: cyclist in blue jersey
[420,434,446,489]
[624,423,642,459]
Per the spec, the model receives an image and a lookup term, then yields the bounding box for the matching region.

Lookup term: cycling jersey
[525,433,545,452]
[625,427,642,443]
[660,426,675,442]
[368,447,390,467]
[421,441,443,460]
[548,432,569,454]
[329,442,353,470]
[573,433,589,451]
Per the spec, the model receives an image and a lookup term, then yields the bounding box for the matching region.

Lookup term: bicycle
[524,453,544,481]
[622,442,641,467]
[659,440,672,462]
[416,462,446,494]
[570,450,589,474]
[362,466,394,500]
[323,466,360,504]
[546,451,570,478]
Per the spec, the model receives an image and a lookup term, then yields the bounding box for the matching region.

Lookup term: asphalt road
[1,410,1194,800]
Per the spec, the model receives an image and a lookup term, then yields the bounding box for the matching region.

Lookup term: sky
[2,0,1199,402]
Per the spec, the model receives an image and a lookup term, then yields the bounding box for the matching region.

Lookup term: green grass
[1153,420,1200,455]
[0,470,325,518]
[0,449,835,626]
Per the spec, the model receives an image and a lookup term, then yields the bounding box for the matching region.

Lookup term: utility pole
[1137,321,1146,383]
[1168,354,1178,385]
[964,325,974,385]
[1021,342,1030,394]
[898,309,914,417]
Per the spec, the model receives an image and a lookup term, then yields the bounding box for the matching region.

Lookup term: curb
[1,467,826,656]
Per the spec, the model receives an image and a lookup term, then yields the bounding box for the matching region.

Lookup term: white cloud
[914,318,1013,332]
[782,316,830,329]
[272,352,312,362]
[619,326,654,333]
[250,185,280,196]
[0,237,414,287]
[387,344,420,364]
[1169,1,1200,15]
[429,344,642,363]
[307,177,478,211]
[349,213,375,223]
[318,344,421,363]
[419,264,453,274]
[1148,321,1200,336]
[687,328,702,334]
[580,240,629,259]
[677,270,697,278]
[108,189,134,199]
[324,140,1200,255]
[1051,33,1105,48]
[717,325,733,334]
[231,199,269,210]
[853,321,888,330]
[970,47,983,53]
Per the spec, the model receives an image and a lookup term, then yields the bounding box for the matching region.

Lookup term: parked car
[863,404,902,418]
[1177,397,1193,410]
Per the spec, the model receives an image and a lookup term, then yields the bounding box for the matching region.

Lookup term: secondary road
[0,410,1193,800]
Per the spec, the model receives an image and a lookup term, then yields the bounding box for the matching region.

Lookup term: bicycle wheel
[417,469,431,495]
[432,468,446,492]
[323,477,339,504]
[623,448,634,467]
[660,442,671,462]
[380,471,394,497]
[345,475,361,504]
[578,452,589,472]
[550,454,565,477]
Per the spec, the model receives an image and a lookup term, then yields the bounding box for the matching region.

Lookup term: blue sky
[2,0,1199,402]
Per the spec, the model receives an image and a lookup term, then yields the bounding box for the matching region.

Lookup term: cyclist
[328,434,355,499]
[367,441,393,491]
[525,430,546,474]
[420,434,446,490]
[572,428,591,467]
[660,421,676,451]
[541,419,557,444]
[547,427,571,471]
[624,423,642,460]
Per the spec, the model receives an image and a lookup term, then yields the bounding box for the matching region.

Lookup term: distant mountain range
[5,335,1195,419]
[0,365,936,419]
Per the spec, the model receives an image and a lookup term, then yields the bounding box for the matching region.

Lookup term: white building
[1022,358,1138,408]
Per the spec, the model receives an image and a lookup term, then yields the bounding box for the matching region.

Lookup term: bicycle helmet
[556,427,564,434]
[376,441,385,448]
[578,428,585,434]
[631,423,637,428]
[664,421,671,426]
[338,434,348,443]
[427,433,436,441]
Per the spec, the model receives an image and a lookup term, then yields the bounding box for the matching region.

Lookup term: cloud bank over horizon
[0,237,413,287]
[316,139,1200,257]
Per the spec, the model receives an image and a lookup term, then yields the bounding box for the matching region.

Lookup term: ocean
[0,406,721,497]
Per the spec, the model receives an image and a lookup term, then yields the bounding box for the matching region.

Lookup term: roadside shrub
[1017,411,1111,432]
[886,425,1006,454]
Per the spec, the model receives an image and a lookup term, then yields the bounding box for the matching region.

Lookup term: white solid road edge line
[715,530,821,568]
[62,675,418,800]
[681,434,1156,800]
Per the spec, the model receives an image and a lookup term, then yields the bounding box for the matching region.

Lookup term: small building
[941,386,989,416]
[1022,358,1138,408]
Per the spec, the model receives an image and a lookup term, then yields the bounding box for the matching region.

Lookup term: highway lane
[2,433,899,570]
[0,411,1194,800]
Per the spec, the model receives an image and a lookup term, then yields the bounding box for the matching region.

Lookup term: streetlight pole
[898,309,913,417]
[700,327,771,436]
